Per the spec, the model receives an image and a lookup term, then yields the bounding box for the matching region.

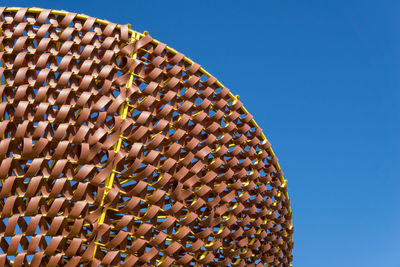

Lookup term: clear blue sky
[3,1,399,266]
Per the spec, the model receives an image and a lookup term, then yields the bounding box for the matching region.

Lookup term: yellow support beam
[91,30,139,260]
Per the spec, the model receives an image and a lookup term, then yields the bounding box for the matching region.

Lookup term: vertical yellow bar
[91,30,139,260]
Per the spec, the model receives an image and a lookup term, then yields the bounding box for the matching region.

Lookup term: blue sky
[3,0,399,266]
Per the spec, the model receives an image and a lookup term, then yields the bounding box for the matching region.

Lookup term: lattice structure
[0,7,293,266]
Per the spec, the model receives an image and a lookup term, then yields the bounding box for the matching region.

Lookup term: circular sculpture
[0,7,293,266]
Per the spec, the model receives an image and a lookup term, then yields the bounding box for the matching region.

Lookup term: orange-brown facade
[0,7,293,266]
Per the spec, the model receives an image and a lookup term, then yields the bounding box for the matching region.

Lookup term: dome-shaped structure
[0,7,293,266]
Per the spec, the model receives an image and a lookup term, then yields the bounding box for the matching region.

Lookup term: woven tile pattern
[0,7,293,266]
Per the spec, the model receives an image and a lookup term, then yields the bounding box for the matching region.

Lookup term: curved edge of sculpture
[1,6,293,266]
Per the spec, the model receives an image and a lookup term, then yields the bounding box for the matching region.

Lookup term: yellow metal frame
[3,7,293,265]
[91,30,141,259]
